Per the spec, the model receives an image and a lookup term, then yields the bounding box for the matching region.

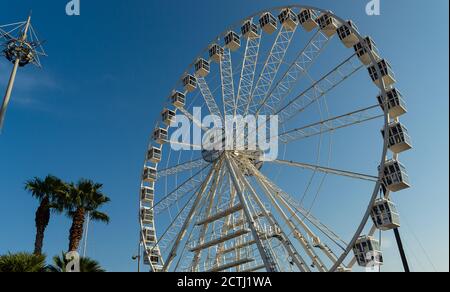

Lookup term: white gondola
[141,207,154,225]
[377,88,407,119]
[241,20,259,39]
[297,8,318,32]
[183,74,197,93]
[153,127,168,144]
[353,236,383,268]
[278,8,298,31]
[143,227,156,244]
[171,91,186,108]
[368,59,396,87]
[354,36,380,66]
[147,147,162,163]
[371,198,401,231]
[382,122,413,154]
[259,12,277,34]
[141,186,155,204]
[195,58,210,78]
[337,20,359,48]
[144,248,161,266]
[317,13,339,37]
[209,44,224,63]
[381,160,410,192]
[224,31,241,51]
[143,167,157,183]
[162,108,176,126]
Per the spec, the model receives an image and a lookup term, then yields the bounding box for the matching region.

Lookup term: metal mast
[0,12,46,131]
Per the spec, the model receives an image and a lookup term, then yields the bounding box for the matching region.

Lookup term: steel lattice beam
[275,54,364,126]
[235,29,262,116]
[256,30,331,116]
[221,48,236,116]
[245,25,297,115]
[278,105,383,143]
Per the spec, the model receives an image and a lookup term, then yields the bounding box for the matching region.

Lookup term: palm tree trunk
[68,208,86,252]
[34,198,50,255]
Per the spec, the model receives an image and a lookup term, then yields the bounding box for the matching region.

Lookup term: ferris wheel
[138,5,412,272]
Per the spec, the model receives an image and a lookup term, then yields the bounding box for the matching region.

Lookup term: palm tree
[0,252,46,272]
[25,175,67,255]
[66,179,111,252]
[47,253,106,272]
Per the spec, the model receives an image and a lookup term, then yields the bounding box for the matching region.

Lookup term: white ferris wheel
[138,5,412,272]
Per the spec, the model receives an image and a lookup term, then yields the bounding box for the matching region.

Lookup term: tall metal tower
[0,13,46,131]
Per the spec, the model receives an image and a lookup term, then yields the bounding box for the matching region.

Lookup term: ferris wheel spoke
[162,162,219,271]
[177,105,209,132]
[238,156,343,271]
[256,30,331,116]
[278,105,383,144]
[153,164,210,215]
[270,159,379,182]
[149,181,204,255]
[231,159,313,272]
[236,156,348,250]
[196,76,223,120]
[168,140,202,150]
[235,24,262,116]
[220,48,236,116]
[275,54,363,127]
[245,25,298,116]
[250,171,328,271]
[157,158,208,178]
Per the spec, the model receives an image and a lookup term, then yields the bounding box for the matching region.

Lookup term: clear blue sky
[0,0,448,272]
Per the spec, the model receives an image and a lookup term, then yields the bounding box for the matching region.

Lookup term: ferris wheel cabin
[368,59,396,87]
[259,12,277,34]
[224,31,241,51]
[298,9,318,32]
[278,8,298,31]
[143,227,157,244]
[371,198,401,231]
[317,13,339,37]
[195,58,210,78]
[381,160,410,192]
[209,44,224,63]
[144,248,162,266]
[183,74,197,93]
[147,147,162,163]
[354,36,380,66]
[337,20,360,48]
[377,88,407,119]
[242,20,259,39]
[171,91,186,109]
[141,186,155,204]
[153,127,168,144]
[353,236,383,268]
[141,207,154,225]
[162,108,176,126]
[382,122,413,154]
[143,166,157,183]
